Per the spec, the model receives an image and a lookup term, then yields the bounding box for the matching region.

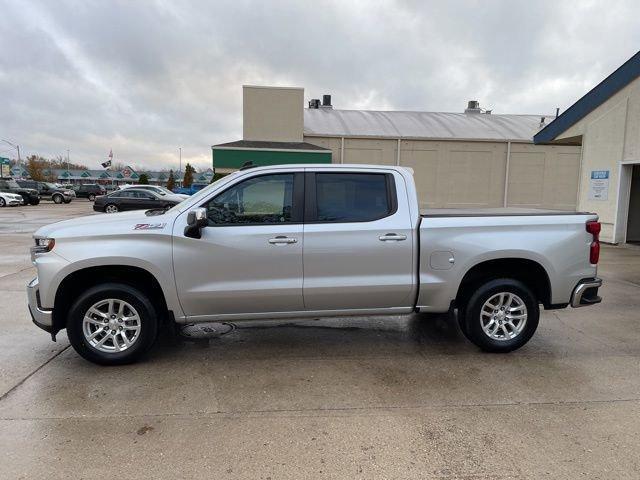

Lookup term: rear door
[302,169,415,311]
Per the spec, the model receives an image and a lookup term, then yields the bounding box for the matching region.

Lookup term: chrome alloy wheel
[82,299,142,353]
[105,204,118,213]
[480,292,527,341]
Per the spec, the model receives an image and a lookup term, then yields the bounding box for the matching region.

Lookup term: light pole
[179,147,182,187]
[1,139,21,164]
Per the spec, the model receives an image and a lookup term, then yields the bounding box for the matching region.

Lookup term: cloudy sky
[1,0,639,171]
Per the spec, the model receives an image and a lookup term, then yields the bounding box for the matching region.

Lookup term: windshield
[164,172,238,215]
[156,186,174,195]
[44,182,58,189]
[6,179,20,188]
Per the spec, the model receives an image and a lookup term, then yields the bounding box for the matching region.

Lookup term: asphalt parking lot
[1,201,639,479]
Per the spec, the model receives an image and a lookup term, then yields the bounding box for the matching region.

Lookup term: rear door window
[312,173,393,222]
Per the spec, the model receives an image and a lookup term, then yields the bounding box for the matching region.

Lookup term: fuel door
[429,251,455,270]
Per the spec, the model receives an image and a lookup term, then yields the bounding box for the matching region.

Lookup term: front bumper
[27,277,54,333]
[571,278,603,308]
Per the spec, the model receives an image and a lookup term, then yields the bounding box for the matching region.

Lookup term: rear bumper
[571,278,603,308]
[27,277,54,333]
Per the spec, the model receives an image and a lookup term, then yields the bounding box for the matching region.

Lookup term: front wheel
[66,283,159,365]
[0,197,5,207]
[460,278,539,353]
[104,204,118,213]
[88,194,96,201]
[29,198,40,205]
[53,194,63,204]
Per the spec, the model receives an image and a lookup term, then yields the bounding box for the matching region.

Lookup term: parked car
[0,191,24,207]
[17,180,74,204]
[71,183,106,201]
[120,184,190,200]
[0,178,40,205]
[28,164,603,365]
[173,184,206,196]
[93,188,183,213]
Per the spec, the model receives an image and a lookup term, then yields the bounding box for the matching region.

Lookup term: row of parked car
[0,178,199,213]
[0,178,112,207]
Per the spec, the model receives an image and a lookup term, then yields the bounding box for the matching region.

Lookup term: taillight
[586,220,600,264]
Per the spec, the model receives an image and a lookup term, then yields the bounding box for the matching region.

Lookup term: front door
[302,171,415,311]
[173,172,304,318]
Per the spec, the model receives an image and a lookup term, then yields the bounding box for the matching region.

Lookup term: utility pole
[179,147,182,187]
[1,139,21,164]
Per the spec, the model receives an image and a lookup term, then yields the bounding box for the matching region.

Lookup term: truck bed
[421,207,592,217]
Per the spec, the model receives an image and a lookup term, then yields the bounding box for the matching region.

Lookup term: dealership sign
[0,157,10,178]
[588,170,609,201]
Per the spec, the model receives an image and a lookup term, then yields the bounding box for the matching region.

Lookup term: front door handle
[268,236,298,245]
[379,233,407,242]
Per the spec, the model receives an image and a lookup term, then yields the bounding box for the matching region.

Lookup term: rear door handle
[268,236,298,245]
[379,233,407,241]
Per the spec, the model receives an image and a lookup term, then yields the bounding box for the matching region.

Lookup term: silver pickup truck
[27,164,603,365]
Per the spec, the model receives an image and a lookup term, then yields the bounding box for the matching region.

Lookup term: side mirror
[184,207,208,239]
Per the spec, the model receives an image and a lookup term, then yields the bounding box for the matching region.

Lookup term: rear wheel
[66,283,159,365]
[0,197,5,207]
[53,194,63,204]
[459,278,539,353]
[29,198,40,205]
[63,198,72,204]
[104,204,118,213]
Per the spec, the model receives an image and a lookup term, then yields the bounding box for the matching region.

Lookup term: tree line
[21,155,220,190]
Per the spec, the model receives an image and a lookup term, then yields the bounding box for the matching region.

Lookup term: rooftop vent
[465,100,482,114]
[321,94,332,109]
[308,98,321,109]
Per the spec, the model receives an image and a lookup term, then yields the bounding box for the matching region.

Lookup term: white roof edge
[243,85,304,91]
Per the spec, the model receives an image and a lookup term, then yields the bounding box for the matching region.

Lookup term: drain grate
[180,322,234,339]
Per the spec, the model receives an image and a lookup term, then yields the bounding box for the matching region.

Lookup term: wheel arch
[455,258,552,310]
[52,265,171,335]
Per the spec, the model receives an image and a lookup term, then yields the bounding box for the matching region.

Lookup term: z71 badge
[133,223,166,230]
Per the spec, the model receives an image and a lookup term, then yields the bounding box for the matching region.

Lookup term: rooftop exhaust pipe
[321,94,332,108]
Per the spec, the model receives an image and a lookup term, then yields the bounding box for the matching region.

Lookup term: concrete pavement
[1,201,639,479]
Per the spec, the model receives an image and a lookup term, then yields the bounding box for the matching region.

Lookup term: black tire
[460,278,539,353]
[53,194,63,204]
[66,283,159,365]
[0,197,5,207]
[104,203,118,213]
[63,199,72,204]
[29,198,40,205]
[88,194,96,201]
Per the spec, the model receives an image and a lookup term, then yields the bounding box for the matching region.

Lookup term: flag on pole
[101,149,113,168]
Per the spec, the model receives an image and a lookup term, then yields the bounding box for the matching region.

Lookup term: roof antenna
[555,107,560,118]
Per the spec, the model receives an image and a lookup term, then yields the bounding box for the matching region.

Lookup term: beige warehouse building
[214,86,581,211]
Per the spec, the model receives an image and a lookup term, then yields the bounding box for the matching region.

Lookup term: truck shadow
[151,312,472,361]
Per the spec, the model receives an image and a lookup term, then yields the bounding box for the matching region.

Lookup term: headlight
[31,238,55,264]
[34,238,55,252]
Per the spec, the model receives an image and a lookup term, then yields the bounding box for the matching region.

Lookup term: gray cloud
[1,0,639,170]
